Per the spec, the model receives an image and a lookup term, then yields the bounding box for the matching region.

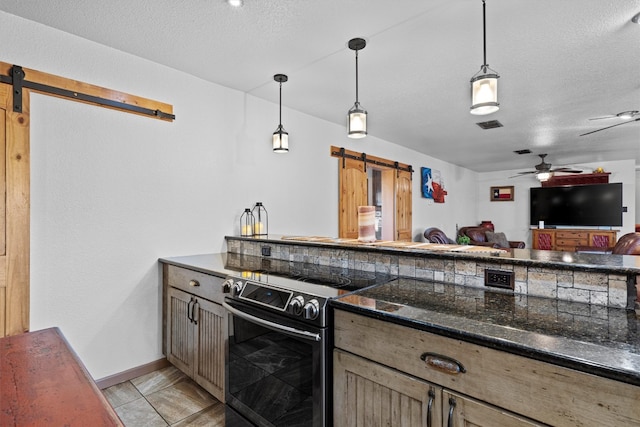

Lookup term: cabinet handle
[189,280,200,287]
[420,352,466,375]
[187,297,194,323]
[426,388,435,427]
[447,397,456,427]
[192,300,199,325]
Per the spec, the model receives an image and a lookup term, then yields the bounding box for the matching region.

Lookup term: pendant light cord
[278,80,282,127]
[482,0,487,71]
[355,50,359,104]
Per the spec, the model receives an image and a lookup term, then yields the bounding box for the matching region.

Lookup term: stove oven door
[223,298,329,427]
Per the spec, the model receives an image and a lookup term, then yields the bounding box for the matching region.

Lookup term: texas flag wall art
[490,186,514,202]
[421,167,447,203]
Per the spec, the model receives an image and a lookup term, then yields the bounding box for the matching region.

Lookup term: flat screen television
[530,183,623,227]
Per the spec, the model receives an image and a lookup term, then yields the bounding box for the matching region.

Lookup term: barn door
[338,157,367,239]
[395,169,412,241]
[0,82,30,337]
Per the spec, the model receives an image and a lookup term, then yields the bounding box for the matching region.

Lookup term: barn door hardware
[0,64,175,120]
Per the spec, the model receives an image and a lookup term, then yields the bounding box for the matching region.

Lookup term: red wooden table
[0,327,123,426]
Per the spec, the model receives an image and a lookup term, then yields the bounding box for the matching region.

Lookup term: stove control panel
[223,277,328,325]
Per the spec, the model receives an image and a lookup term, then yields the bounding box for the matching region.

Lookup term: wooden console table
[0,327,123,426]
[532,228,618,252]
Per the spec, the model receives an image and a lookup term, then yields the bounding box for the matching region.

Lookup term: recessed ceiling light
[227,0,244,7]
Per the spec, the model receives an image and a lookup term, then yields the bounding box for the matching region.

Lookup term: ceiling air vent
[514,149,532,155]
[476,120,503,130]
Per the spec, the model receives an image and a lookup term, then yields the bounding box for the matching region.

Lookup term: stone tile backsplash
[226,237,630,309]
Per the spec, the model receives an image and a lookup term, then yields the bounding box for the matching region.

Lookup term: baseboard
[95,358,170,390]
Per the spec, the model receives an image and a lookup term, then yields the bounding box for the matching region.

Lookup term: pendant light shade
[272,74,289,153]
[348,38,367,139]
[470,0,500,115]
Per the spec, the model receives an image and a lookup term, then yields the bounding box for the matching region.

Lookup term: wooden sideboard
[0,327,123,426]
[532,228,617,252]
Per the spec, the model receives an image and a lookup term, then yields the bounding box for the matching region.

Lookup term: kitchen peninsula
[222,235,640,425]
[226,234,639,310]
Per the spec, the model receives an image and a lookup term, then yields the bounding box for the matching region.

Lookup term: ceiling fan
[510,154,582,181]
[580,110,640,137]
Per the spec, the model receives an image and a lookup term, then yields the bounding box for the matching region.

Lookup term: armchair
[458,226,525,249]
[424,227,456,244]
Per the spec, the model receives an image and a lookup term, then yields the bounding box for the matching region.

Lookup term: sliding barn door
[0,83,30,337]
[338,157,367,239]
[395,169,412,241]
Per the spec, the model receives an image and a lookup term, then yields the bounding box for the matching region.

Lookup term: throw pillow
[485,231,510,248]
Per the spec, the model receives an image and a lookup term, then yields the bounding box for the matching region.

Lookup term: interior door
[0,83,30,337]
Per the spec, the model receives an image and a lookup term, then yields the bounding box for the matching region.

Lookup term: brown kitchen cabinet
[531,228,617,252]
[163,265,226,401]
[333,309,640,426]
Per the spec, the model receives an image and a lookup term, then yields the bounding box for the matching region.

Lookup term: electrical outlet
[484,269,514,290]
[261,246,271,257]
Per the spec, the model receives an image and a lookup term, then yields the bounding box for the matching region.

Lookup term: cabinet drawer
[334,309,640,426]
[555,231,588,239]
[556,238,587,246]
[166,265,225,303]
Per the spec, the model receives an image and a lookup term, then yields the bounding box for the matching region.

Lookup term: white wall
[478,159,636,246]
[1,11,478,379]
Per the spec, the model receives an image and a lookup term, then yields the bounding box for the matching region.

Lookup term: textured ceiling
[0,0,638,173]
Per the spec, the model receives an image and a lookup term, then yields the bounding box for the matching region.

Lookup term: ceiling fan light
[348,102,367,139]
[537,171,552,182]
[618,110,638,120]
[470,70,499,115]
[272,126,289,153]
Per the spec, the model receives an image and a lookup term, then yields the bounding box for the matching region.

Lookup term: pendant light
[272,74,289,153]
[470,0,500,115]
[347,38,367,139]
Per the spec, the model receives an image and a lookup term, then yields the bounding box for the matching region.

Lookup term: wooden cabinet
[334,349,443,426]
[532,228,617,252]
[163,265,226,401]
[334,309,640,426]
[443,391,542,427]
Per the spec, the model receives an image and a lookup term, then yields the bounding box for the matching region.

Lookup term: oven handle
[222,301,322,342]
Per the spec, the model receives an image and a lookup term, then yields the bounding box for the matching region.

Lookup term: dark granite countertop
[227,235,640,275]
[331,278,640,387]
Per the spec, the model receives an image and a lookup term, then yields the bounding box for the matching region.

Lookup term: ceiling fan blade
[509,171,536,178]
[588,116,616,121]
[550,168,582,173]
[580,117,640,136]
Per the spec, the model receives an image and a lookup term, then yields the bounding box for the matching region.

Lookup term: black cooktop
[224,253,392,292]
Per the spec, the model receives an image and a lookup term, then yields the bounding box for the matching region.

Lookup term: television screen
[530,183,623,227]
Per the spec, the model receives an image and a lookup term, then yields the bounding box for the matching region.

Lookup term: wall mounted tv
[529,183,623,227]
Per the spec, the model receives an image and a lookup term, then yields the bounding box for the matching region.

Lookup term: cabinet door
[588,231,615,248]
[334,349,441,427]
[444,390,543,427]
[166,287,194,376]
[192,297,226,402]
[532,230,554,250]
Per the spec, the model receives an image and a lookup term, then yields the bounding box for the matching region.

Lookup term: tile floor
[103,365,228,426]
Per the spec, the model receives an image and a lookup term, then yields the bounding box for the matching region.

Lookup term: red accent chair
[423,227,456,244]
